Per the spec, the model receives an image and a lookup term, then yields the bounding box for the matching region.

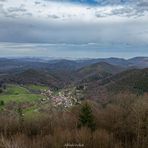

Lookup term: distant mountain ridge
[0,57,147,90]
[0,57,147,71]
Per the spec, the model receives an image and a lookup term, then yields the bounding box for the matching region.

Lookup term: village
[40,85,86,108]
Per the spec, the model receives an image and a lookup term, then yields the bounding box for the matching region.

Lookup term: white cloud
[0,0,148,20]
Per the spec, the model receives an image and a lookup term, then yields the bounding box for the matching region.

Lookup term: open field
[0,84,46,103]
[0,84,48,119]
[25,84,48,92]
[2,84,30,95]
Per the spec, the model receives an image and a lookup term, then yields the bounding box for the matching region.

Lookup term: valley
[0,82,85,120]
[0,57,148,116]
[0,57,148,148]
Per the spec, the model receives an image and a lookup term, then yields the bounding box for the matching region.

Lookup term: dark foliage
[78,103,96,131]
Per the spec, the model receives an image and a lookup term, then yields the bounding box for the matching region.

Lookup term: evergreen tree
[78,102,96,131]
[0,88,3,94]
[0,100,4,106]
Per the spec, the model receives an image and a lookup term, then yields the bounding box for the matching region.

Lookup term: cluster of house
[40,88,81,108]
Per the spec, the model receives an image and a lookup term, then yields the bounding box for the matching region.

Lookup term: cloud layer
[0,0,148,58]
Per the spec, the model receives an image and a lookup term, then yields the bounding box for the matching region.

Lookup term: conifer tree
[78,102,96,131]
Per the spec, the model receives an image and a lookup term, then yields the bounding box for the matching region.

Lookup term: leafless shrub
[0,92,147,148]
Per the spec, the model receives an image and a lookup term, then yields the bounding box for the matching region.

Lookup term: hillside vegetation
[0,93,148,148]
[0,57,148,148]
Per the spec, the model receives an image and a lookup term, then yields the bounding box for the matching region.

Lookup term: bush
[0,93,147,148]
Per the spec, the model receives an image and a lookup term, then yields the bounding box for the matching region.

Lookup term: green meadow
[26,84,48,91]
[0,84,48,119]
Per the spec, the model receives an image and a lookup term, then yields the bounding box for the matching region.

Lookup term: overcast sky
[0,0,148,58]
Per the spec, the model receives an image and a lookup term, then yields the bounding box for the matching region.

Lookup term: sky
[0,0,148,58]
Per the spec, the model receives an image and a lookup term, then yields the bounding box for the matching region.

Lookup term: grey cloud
[0,4,17,18]
[47,14,60,19]
[0,4,33,18]
[0,16,148,49]
[111,7,138,17]
[35,1,41,5]
[22,12,33,17]
[0,0,7,2]
[7,6,27,13]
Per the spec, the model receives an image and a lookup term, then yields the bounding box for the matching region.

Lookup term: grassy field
[3,84,30,95]
[0,94,42,104]
[0,84,48,119]
[25,84,48,92]
[0,84,46,103]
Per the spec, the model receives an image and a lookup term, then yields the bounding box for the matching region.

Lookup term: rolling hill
[0,57,148,91]
[75,62,124,82]
[84,68,148,101]
[103,68,148,93]
[0,69,62,89]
